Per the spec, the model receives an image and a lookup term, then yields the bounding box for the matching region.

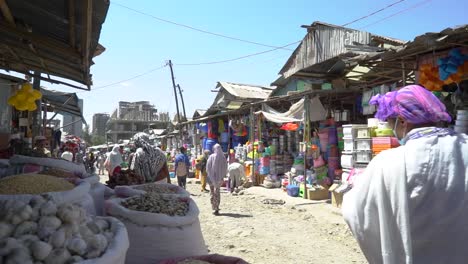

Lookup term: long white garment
[343,131,468,264]
[228,162,245,188]
[206,144,228,188]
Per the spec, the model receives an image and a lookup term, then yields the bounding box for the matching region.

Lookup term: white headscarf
[107,145,123,174]
[206,144,228,187]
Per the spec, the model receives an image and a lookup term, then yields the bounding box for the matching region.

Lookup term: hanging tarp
[255,96,327,123]
[308,96,328,122]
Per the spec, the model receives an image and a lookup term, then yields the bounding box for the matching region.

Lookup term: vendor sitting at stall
[31,136,51,158]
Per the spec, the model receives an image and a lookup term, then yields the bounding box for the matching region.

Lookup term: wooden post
[32,72,42,138]
[168,61,181,125]
[401,61,406,86]
[250,106,255,183]
[303,96,309,199]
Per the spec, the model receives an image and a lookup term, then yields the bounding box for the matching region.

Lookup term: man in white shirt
[61,147,73,162]
[343,85,468,264]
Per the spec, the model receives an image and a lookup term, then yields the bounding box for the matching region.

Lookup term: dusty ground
[185,179,367,264]
[98,173,366,264]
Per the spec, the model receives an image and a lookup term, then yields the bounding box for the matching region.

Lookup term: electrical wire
[77,64,168,93]
[342,0,406,26]
[112,1,293,51]
[78,1,425,91]
[175,40,300,66]
[360,0,432,29]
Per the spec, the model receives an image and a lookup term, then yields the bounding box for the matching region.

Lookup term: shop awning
[255,96,327,123]
[0,0,110,89]
[41,88,86,124]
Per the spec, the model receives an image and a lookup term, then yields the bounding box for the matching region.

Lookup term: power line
[360,0,432,29]
[112,1,293,51]
[78,64,167,93]
[342,0,406,27]
[175,41,300,66]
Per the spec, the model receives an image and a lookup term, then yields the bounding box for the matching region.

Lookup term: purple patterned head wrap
[369,85,451,124]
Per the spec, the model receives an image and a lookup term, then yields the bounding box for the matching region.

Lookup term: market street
[185,180,366,264]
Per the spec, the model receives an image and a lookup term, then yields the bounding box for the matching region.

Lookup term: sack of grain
[9,155,87,176]
[78,216,130,264]
[105,195,207,264]
[0,195,129,264]
[114,183,190,198]
[0,174,96,215]
[82,175,106,216]
[159,254,249,264]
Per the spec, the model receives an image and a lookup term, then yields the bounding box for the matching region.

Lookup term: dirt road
[186,180,367,264]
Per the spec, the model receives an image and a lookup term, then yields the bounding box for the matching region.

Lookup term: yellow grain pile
[0,174,74,194]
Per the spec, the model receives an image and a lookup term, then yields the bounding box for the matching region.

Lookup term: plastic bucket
[204,138,218,152]
[286,185,299,197]
[220,132,229,143]
[318,130,329,151]
[220,143,229,152]
[328,127,338,145]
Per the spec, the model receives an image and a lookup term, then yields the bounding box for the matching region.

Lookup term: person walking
[98,153,106,175]
[105,145,123,177]
[343,85,467,264]
[198,150,210,192]
[206,144,228,215]
[61,147,73,162]
[174,147,191,189]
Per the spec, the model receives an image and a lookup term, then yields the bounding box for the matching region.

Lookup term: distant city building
[107,101,169,143]
[46,119,61,130]
[92,113,110,137]
[63,99,83,137]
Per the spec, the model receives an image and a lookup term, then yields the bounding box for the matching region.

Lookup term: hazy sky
[4,0,468,130]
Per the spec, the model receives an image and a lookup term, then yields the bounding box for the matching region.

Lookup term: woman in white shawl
[105,145,123,177]
[343,85,467,264]
[206,144,228,215]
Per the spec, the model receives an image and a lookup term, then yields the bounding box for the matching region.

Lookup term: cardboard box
[332,192,344,208]
[329,183,344,208]
[307,188,329,200]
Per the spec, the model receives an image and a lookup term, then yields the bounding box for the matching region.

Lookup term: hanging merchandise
[280,123,299,131]
[7,83,42,111]
[437,48,468,81]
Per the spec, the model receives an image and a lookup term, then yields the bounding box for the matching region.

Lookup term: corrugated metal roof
[279,22,371,79]
[40,88,86,124]
[217,81,274,99]
[0,0,109,89]
[279,21,406,80]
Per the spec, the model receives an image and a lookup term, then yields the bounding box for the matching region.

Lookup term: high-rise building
[63,99,83,137]
[107,101,169,143]
[92,113,110,137]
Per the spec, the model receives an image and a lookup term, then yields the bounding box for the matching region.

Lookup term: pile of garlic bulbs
[0,195,114,264]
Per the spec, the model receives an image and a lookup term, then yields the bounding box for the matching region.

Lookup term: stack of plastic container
[279,135,285,154]
[454,110,468,134]
[372,121,399,156]
[341,124,368,181]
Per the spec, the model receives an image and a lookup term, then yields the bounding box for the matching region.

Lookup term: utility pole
[168,60,181,123]
[176,84,187,121]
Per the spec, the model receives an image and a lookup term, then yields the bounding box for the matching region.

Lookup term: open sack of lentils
[114,183,190,199]
[105,192,207,264]
[121,192,189,216]
[0,195,129,264]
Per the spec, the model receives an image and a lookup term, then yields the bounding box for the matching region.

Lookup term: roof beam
[0,21,81,60]
[68,0,76,48]
[0,0,15,26]
[81,0,92,71]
